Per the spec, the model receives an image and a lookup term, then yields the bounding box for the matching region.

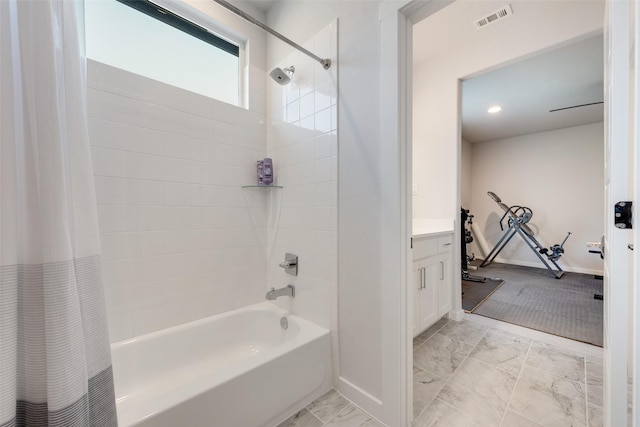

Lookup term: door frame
[379,0,634,425]
[604,1,632,425]
[379,2,453,424]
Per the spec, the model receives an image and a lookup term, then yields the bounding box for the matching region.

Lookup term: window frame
[88,0,248,108]
[116,0,240,57]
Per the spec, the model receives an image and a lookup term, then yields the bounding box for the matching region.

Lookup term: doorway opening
[459,34,605,347]
[407,2,606,425]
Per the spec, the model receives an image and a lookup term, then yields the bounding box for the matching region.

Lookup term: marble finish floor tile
[468,329,531,377]
[413,319,600,427]
[415,317,451,351]
[324,404,384,427]
[588,404,603,427]
[526,341,586,382]
[509,364,587,427]
[500,411,542,426]
[412,398,492,427]
[278,408,323,427]
[413,333,474,380]
[413,366,446,418]
[436,357,517,426]
[306,390,350,423]
[586,359,604,408]
[437,319,488,347]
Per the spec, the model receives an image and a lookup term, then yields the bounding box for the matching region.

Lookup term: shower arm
[211,0,332,70]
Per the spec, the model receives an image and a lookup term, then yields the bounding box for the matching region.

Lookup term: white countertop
[412,218,454,238]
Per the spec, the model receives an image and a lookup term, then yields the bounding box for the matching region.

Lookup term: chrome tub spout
[266,284,295,300]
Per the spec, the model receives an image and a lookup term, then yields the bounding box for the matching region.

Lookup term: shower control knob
[279,253,298,276]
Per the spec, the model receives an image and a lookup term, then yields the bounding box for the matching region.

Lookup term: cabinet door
[412,261,422,337]
[417,259,439,333]
[437,253,452,316]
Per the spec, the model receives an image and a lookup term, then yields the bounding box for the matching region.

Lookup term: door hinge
[614,201,633,229]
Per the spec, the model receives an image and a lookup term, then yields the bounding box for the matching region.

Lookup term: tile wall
[265,22,339,378]
[87,21,339,366]
[87,60,268,342]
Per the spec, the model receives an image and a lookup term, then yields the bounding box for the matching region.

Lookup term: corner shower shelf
[241,185,284,189]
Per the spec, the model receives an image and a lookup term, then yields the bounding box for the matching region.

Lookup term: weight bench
[480,191,571,279]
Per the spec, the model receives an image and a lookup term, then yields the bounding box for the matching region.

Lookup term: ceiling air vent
[474,5,513,29]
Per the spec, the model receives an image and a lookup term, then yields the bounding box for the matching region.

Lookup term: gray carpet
[461,279,505,312]
[472,263,603,347]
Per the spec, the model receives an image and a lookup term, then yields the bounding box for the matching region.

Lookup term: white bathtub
[111,301,332,427]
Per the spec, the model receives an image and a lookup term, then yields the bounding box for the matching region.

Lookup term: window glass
[85,0,240,105]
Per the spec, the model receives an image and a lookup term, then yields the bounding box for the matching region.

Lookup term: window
[85,0,242,106]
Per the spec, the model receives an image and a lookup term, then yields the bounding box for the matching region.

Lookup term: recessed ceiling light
[488,105,502,114]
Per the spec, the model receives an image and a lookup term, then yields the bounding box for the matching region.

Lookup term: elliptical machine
[461,207,486,283]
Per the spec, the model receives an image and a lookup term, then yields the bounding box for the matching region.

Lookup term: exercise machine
[480,191,571,279]
[461,207,486,283]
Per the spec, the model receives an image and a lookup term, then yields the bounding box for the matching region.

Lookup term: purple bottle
[257,160,264,185]
[262,158,273,185]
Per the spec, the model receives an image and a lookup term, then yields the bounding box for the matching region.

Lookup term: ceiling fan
[549,101,604,113]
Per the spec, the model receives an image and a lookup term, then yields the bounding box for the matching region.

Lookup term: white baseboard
[338,377,383,422]
[449,309,465,321]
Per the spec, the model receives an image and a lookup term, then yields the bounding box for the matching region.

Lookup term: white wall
[267,0,385,415]
[460,138,472,208]
[465,122,604,275]
[413,0,605,222]
[87,1,268,342]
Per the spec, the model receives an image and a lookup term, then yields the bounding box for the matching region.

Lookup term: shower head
[270,66,295,85]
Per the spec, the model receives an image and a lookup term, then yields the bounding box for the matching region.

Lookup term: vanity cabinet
[413,233,453,337]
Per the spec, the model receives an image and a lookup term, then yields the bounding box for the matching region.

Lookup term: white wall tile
[315,107,332,134]
[133,232,165,257]
[91,62,269,341]
[264,24,338,367]
[92,21,336,346]
[315,84,332,113]
[300,92,315,119]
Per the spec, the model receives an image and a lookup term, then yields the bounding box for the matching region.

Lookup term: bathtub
[111,301,332,427]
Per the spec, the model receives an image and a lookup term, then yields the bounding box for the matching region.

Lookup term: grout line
[414,323,490,422]
[318,391,383,427]
[411,319,458,421]
[585,357,590,427]
[430,397,480,424]
[293,408,326,427]
[499,336,534,427]
[465,312,603,358]
[412,365,448,422]
[321,403,352,426]
[412,318,450,351]
[305,408,324,427]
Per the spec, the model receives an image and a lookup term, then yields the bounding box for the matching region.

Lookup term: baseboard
[489,257,603,277]
[338,376,383,422]
[448,309,465,321]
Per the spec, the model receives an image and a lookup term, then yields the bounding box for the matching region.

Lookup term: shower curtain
[0,0,118,426]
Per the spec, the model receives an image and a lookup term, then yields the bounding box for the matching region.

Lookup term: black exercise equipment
[461,207,486,283]
[480,191,571,279]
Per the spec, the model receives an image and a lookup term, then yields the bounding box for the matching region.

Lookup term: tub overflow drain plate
[280,316,289,330]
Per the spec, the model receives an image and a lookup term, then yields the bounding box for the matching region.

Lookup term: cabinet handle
[421,267,426,289]
[440,261,444,280]
[443,242,452,246]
